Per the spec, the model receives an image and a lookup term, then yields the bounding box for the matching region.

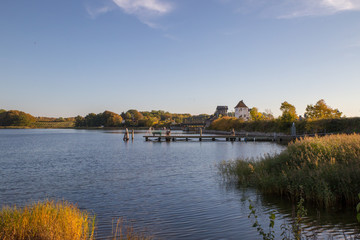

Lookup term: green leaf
[357,203,360,213]
[358,193,360,200]
[252,223,258,227]
[357,213,360,223]
[270,213,276,220]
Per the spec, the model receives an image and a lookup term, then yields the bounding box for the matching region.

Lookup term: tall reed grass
[0,200,153,240]
[219,134,360,208]
[0,200,95,240]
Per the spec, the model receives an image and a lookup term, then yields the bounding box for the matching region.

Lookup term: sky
[1,0,360,118]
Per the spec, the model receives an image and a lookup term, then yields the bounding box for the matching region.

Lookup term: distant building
[234,100,250,121]
[214,106,228,117]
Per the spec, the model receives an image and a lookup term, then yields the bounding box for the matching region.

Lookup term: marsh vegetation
[219,134,360,208]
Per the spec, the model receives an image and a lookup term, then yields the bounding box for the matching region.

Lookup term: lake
[0,129,359,239]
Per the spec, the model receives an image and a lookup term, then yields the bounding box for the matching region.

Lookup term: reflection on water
[0,129,359,239]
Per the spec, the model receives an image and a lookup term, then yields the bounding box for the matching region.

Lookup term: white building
[234,100,250,120]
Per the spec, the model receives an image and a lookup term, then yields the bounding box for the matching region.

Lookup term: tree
[102,111,123,127]
[84,113,102,127]
[74,115,85,127]
[250,107,263,121]
[280,101,298,122]
[0,110,36,126]
[305,99,342,120]
[126,110,143,122]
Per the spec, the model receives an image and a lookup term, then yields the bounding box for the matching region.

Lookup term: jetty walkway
[143,134,294,142]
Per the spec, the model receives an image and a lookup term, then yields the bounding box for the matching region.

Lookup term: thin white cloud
[280,0,360,18]
[112,0,173,28]
[113,0,172,15]
[232,0,360,18]
[86,5,112,19]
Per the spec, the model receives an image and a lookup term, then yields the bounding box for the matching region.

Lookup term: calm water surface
[0,129,359,239]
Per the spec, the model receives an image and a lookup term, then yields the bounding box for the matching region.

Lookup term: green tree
[84,113,102,127]
[280,101,298,122]
[74,115,85,127]
[305,99,342,120]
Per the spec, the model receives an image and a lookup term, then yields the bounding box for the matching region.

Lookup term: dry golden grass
[0,200,95,240]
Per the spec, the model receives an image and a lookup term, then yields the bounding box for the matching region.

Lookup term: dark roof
[216,106,228,110]
[235,100,248,108]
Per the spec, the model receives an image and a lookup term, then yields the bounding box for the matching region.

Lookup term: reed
[0,200,95,240]
[112,219,153,240]
[219,134,360,208]
[0,200,153,240]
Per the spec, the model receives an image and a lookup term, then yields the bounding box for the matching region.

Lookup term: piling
[123,128,129,141]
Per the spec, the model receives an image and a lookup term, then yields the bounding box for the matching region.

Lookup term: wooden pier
[143,135,294,142]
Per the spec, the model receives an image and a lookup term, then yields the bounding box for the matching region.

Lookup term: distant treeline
[74,110,210,128]
[0,108,210,128]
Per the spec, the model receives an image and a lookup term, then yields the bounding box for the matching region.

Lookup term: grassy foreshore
[0,200,152,240]
[219,134,360,208]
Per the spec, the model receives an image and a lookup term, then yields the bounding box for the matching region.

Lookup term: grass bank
[219,134,360,208]
[0,200,151,240]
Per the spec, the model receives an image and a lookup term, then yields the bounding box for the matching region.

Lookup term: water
[0,129,359,239]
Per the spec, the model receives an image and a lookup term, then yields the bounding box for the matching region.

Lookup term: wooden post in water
[131,129,134,140]
[123,128,129,141]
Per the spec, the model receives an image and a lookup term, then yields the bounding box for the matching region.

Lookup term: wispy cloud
[231,0,360,18]
[279,0,360,18]
[86,5,113,19]
[112,0,173,28]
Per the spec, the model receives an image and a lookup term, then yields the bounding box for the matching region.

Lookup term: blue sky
[1,0,360,117]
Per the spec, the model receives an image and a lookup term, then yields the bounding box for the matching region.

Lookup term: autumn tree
[280,101,298,122]
[250,107,263,121]
[305,99,342,120]
[102,111,123,127]
[126,110,143,122]
[0,110,36,126]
